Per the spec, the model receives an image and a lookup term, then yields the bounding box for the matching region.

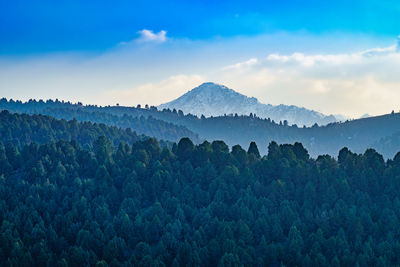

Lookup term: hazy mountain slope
[159,82,337,127]
[2,98,400,157]
[95,102,400,157]
[372,131,400,159]
[178,112,400,157]
[121,106,400,157]
[0,98,200,143]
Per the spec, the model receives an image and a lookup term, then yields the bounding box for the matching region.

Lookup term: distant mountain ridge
[159,82,337,126]
[2,97,400,157]
[0,98,201,143]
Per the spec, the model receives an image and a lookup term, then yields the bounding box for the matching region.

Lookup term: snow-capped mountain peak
[158,82,337,126]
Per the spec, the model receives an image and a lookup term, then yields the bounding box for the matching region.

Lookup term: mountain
[159,82,337,127]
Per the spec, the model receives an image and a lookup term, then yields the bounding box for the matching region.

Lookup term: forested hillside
[1,98,400,157]
[1,134,400,266]
[137,109,400,157]
[0,111,170,148]
[0,99,200,143]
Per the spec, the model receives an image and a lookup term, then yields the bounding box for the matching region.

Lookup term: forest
[1,98,400,158]
[0,110,171,149]
[0,99,200,144]
[1,111,400,266]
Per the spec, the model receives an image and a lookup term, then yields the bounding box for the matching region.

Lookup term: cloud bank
[215,39,400,117]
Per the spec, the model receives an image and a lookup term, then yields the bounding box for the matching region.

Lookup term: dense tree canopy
[0,110,171,149]
[1,134,400,266]
[2,98,400,266]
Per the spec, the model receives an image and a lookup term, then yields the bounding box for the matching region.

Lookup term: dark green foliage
[247,142,260,158]
[1,135,400,266]
[0,110,171,149]
[177,137,194,161]
[0,98,200,143]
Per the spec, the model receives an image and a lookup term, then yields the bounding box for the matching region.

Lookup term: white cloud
[266,52,358,66]
[222,58,258,70]
[359,44,397,57]
[137,29,167,43]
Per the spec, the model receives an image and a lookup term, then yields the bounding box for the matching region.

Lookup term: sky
[1,0,400,117]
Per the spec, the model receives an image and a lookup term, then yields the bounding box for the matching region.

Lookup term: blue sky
[1,0,399,54]
[1,1,400,117]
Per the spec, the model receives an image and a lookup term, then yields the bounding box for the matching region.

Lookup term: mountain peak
[186,82,259,101]
[197,82,222,87]
[190,82,233,94]
[159,82,337,126]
